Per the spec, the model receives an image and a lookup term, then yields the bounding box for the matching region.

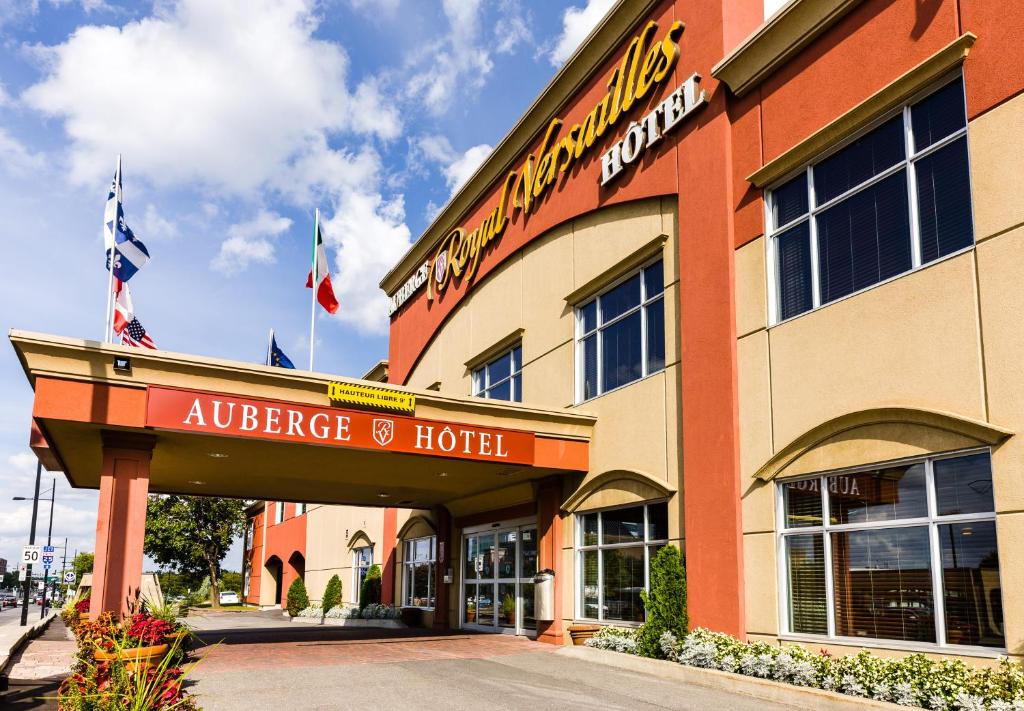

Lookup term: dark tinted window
[940,520,1003,647]
[917,137,974,263]
[601,273,641,322]
[776,222,813,320]
[828,463,927,525]
[647,502,668,541]
[773,173,809,226]
[601,506,644,545]
[783,479,823,528]
[912,78,967,151]
[645,298,665,374]
[934,452,995,516]
[814,116,905,204]
[601,311,642,391]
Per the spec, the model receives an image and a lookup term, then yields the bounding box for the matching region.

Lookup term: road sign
[42,554,54,569]
[21,545,40,564]
[43,545,55,553]
[19,562,28,581]
[63,571,77,584]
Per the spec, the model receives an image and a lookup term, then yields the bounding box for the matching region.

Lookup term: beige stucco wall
[304,504,386,605]
[736,93,1024,661]
[405,197,684,632]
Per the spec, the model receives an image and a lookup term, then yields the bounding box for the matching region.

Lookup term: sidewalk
[0,617,75,711]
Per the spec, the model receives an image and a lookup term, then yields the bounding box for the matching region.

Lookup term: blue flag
[269,333,295,369]
[103,160,150,282]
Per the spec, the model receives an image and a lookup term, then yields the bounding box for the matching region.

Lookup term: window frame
[352,545,373,603]
[573,499,670,625]
[274,501,284,525]
[775,447,1005,655]
[574,258,666,404]
[471,345,523,402]
[402,535,437,610]
[765,73,975,326]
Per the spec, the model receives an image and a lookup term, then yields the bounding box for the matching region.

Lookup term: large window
[576,501,669,623]
[779,450,1004,650]
[472,346,522,402]
[576,260,665,402]
[352,546,372,600]
[403,536,436,609]
[768,76,973,323]
[274,501,284,525]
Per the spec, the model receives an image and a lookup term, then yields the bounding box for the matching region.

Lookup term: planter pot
[466,611,476,623]
[94,643,169,670]
[567,624,602,646]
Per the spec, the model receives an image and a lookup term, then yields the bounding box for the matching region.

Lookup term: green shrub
[322,574,343,612]
[286,577,310,617]
[359,564,382,611]
[636,545,687,658]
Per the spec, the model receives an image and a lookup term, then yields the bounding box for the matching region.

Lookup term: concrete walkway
[0,617,74,711]
[186,612,803,711]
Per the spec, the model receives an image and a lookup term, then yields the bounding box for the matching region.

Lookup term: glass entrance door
[463,525,537,635]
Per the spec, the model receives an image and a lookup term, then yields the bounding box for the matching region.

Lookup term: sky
[0,0,631,578]
[0,0,782,579]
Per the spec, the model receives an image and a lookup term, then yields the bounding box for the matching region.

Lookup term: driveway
[186,611,800,711]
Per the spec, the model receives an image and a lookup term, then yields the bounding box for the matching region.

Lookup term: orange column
[536,478,564,645]
[380,507,398,605]
[91,432,155,619]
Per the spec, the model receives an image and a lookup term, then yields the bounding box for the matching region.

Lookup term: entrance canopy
[11,330,594,508]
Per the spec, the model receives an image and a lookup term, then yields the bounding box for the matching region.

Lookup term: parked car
[218,590,240,605]
[0,592,18,608]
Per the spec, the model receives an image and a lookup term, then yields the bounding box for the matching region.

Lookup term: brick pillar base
[91,432,155,619]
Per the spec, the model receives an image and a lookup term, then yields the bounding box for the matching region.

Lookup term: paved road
[187,612,801,711]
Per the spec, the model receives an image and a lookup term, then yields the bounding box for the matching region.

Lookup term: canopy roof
[11,330,593,509]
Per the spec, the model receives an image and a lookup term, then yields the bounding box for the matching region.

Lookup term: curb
[557,645,908,711]
[0,611,59,680]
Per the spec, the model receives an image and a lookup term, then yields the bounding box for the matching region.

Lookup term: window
[768,76,973,323]
[353,546,372,600]
[296,503,306,515]
[403,536,436,609]
[245,520,254,550]
[778,450,1004,649]
[576,501,669,623]
[576,260,665,402]
[274,502,284,525]
[472,346,522,402]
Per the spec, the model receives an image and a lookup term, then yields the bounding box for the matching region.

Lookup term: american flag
[121,318,156,349]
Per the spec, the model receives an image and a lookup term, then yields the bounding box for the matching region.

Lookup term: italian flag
[305,210,339,314]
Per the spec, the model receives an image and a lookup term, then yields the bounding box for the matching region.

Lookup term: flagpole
[308,207,319,371]
[266,328,274,367]
[103,155,121,343]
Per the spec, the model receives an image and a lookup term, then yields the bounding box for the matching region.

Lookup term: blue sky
[0,0,633,574]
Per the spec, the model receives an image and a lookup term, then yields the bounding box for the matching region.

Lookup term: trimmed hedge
[359,564,382,611]
[322,574,342,612]
[636,545,687,658]
[286,577,310,617]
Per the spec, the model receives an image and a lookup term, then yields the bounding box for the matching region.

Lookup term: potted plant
[501,594,515,625]
[465,600,476,623]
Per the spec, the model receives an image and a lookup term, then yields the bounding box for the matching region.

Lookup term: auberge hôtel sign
[387,20,705,316]
[146,386,535,465]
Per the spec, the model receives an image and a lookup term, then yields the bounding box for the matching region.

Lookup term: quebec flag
[104,160,150,282]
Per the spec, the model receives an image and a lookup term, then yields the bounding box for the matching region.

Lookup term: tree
[636,545,688,658]
[221,571,242,593]
[322,574,342,612]
[143,495,247,606]
[72,552,94,582]
[2,571,19,589]
[286,577,309,617]
[359,564,381,610]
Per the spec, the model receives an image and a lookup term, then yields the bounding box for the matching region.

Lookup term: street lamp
[12,467,55,626]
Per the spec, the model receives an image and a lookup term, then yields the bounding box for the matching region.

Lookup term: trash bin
[533,569,555,622]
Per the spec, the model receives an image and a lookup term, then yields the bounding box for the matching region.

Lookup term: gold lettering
[622,22,656,113]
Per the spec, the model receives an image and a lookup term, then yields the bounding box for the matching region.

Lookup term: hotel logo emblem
[372,418,395,447]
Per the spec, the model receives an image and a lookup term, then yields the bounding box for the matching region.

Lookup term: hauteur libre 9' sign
[388,19,702,313]
[146,386,535,465]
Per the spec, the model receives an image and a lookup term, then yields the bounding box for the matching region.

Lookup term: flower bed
[293,603,404,627]
[59,594,201,710]
[586,626,1024,711]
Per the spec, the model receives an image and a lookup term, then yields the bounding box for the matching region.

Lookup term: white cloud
[0,128,45,176]
[139,204,178,241]
[211,209,292,275]
[403,0,493,115]
[349,0,400,16]
[549,0,615,67]
[444,143,492,195]
[22,0,401,194]
[495,0,531,55]
[411,134,492,197]
[321,191,411,334]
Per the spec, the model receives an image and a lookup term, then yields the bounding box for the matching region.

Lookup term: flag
[104,161,150,282]
[269,332,295,369]
[305,214,339,314]
[113,281,157,349]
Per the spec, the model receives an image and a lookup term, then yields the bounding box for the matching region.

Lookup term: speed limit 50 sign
[21,545,41,564]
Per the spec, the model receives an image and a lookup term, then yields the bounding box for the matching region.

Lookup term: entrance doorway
[462,521,538,635]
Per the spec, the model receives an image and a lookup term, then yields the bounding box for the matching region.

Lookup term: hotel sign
[390,19,698,310]
[327,381,416,414]
[146,386,534,465]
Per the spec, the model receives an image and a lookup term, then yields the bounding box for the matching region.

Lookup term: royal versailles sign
[389,20,703,312]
